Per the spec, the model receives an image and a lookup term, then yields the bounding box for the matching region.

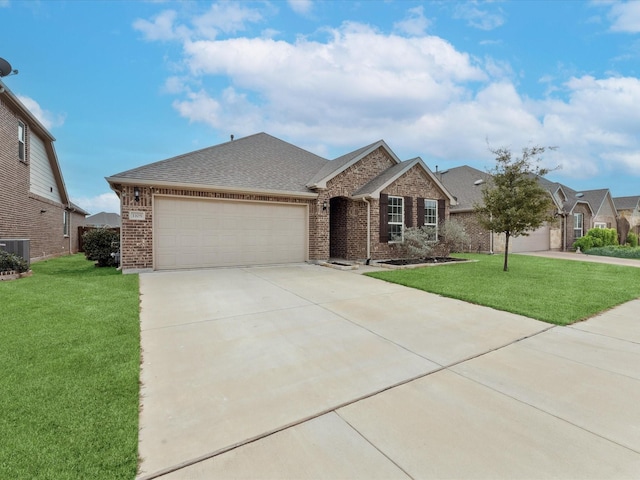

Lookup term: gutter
[105,177,319,200]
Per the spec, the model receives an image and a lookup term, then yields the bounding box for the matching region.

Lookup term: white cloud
[16,95,65,130]
[393,6,431,36]
[0,1,9,8]
[182,23,486,118]
[72,192,120,215]
[453,2,505,31]
[608,1,640,33]
[288,0,313,16]
[191,2,263,39]
[133,10,185,41]
[135,4,640,187]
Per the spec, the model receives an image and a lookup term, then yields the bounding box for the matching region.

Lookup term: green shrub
[82,228,120,267]
[0,250,29,273]
[588,227,618,246]
[586,245,640,259]
[626,232,638,248]
[573,227,618,251]
[573,235,594,252]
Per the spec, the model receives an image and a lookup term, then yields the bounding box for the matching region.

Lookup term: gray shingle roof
[613,196,640,210]
[438,165,491,211]
[580,189,610,216]
[84,212,121,227]
[108,132,329,194]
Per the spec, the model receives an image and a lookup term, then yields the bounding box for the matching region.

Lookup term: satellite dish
[0,57,12,77]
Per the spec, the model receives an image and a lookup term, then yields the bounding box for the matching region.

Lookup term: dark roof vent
[230,134,234,141]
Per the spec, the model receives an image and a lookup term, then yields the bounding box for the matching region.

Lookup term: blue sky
[2,0,639,214]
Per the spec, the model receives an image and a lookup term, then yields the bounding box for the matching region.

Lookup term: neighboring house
[441,165,596,253]
[83,212,121,228]
[0,79,87,262]
[581,189,618,230]
[536,177,595,251]
[106,132,455,272]
[614,196,640,237]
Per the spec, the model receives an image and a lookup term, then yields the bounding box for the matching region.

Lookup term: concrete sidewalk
[137,264,640,479]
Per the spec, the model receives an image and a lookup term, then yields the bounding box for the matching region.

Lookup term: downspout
[362,198,371,264]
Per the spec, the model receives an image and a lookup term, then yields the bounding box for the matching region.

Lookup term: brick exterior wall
[449,211,492,253]
[374,167,450,260]
[0,96,77,261]
[116,146,452,270]
[566,204,592,250]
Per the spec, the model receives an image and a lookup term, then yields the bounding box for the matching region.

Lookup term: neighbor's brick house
[440,165,606,253]
[0,80,87,261]
[107,133,455,272]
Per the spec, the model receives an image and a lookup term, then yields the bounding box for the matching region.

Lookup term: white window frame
[574,213,583,238]
[594,222,606,229]
[388,196,404,243]
[18,121,26,161]
[424,199,438,241]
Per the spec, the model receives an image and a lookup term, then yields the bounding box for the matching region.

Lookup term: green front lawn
[0,255,139,480]
[367,253,640,325]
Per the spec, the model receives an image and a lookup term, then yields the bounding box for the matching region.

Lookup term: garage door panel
[155,197,308,270]
[511,226,550,253]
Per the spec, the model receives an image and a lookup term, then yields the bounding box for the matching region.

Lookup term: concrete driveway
[137,263,640,479]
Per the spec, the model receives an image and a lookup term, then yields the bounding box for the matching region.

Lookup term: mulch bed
[379,257,467,265]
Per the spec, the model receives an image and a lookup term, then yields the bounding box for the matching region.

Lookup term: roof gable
[306,140,401,190]
[1,80,70,206]
[581,189,615,217]
[352,157,456,203]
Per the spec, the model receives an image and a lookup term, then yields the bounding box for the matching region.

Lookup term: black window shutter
[379,194,389,242]
[404,196,413,228]
[417,198,425,227]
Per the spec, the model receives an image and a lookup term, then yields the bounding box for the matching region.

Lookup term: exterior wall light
[134,187,140,203]
[322,200,328,211]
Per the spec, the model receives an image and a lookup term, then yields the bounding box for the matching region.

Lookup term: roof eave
[105,177,319,199]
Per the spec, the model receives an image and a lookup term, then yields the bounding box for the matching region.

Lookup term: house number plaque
[129,211,146,221]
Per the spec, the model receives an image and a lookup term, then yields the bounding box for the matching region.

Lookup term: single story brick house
[107,133,455,272]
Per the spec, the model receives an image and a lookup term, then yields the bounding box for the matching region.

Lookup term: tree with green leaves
[474,146,556,271]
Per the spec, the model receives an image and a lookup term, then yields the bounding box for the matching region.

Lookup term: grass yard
[366,253,640,325]
[0,255,139,480]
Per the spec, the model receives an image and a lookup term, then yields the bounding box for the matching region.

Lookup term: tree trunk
[503,232,510,272]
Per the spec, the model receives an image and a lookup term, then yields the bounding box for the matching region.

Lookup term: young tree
[474,146,556,271]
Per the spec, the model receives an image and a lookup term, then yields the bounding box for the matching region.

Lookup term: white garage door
[511,225,550,253]
[154,197,308,270]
